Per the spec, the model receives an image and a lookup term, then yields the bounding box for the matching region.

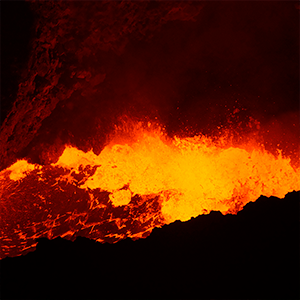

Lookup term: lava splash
[0,121,299,258]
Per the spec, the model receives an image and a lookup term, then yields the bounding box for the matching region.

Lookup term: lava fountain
[1,119,299,259]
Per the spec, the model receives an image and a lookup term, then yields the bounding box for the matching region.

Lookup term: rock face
[1,1,299,171]
[0,191,299,299]
[0,1,204,171]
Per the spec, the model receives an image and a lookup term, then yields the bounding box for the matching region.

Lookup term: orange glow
[7,160,37,181]
[4,122,300,222]
[49,122,299,223]
[1,119,299,258]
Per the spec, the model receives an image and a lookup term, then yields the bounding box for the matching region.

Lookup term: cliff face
[1,1,299,171]
[0,1,204,171]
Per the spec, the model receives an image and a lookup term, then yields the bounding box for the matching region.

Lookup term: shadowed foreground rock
[1,191,298,299]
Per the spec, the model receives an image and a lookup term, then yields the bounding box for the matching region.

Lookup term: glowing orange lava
[52,122,300,223]
[0,120,299,258]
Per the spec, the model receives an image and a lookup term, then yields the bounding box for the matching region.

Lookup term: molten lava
[0,120,299,258]
[55,122,300,222]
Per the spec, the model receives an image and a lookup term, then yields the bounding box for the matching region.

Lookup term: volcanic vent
[0,0,299,283]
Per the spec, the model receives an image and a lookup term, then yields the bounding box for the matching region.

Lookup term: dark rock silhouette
[1,191,298,299]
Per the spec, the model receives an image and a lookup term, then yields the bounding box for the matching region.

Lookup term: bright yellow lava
[53,126,300,223]
[7,160,36,181]
[109,189,132,206]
